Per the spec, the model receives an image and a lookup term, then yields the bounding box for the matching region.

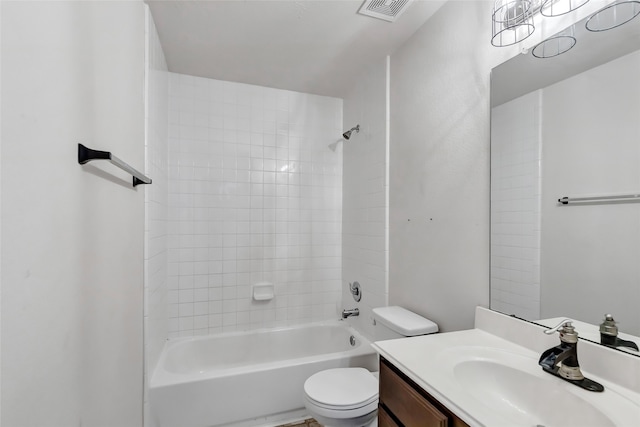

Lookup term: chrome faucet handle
[544,319,579,343]
[349,281,362,302]
[543,319,574,335]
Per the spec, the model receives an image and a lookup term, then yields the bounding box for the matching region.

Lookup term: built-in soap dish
[253,282,274,301]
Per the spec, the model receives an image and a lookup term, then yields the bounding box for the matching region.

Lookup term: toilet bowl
[303,306,438,427]
[303,368,378,427]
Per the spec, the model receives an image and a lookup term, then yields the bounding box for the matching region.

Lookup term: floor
[278,418,323,427]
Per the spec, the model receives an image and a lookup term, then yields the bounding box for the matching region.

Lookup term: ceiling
[145,0,445,98]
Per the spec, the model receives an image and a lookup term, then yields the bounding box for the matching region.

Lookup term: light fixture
[491,0,536,47]
[532,26,577,57]
[585,0,640,32]
[541,0,590,17]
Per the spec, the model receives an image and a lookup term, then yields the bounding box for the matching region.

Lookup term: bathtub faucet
[342,308,359,319]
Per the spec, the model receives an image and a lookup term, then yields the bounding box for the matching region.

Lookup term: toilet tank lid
[373,306,438,336]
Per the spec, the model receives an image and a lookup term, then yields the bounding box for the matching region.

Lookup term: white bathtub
[149,321,378,427]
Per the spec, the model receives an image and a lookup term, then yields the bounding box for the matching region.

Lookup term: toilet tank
[372,306,438,341]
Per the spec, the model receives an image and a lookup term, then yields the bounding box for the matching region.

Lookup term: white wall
[1,2,145,425]
[388,0,495,332]
[540,50,640,333]
[386,0,615,333]
[144,5,169,426]
[342,56,390,339]
[0,0,3,418]
[491,90,542,320]
[167,74,343,336]
[386,0,548,331]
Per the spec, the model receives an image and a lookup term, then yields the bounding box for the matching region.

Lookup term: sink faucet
[600,314,639,352]
[538,320,604,392]
[342,308,359,319]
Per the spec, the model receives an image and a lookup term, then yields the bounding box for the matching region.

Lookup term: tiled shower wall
[490,90,542,320]
[168,73,343,337]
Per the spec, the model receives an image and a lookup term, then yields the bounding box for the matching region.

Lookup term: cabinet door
[378,405,401,427]
[379,362,447,427]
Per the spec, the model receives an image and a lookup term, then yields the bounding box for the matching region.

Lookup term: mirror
[490,2,640,354]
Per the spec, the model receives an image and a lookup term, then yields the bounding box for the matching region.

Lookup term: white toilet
[303,306,438,427]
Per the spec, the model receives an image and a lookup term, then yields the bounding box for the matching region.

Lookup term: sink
[438,346,639,427]
[454,359,614,426]
[373,312,640,427]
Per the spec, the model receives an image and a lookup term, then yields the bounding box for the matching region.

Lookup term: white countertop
[372,308,640,427]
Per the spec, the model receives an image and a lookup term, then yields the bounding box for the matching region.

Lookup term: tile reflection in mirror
[490,6,640,352]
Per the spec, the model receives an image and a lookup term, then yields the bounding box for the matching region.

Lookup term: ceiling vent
[358,0,416,22]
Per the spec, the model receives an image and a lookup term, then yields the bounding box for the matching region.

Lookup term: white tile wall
[167,73,343,336]
[490,90,542,320]
[342,57,390,339]
[144,7,168,426]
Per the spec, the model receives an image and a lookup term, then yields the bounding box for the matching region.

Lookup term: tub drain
[349,335,356,346]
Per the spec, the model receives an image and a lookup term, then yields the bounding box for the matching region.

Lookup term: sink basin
[455,359,614,426]
[439,346,639,427]
[373,313,640,427]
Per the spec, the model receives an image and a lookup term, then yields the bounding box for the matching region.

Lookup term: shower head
[342,125,360,140]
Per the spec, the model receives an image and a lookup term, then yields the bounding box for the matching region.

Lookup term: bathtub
[149,321,378,427]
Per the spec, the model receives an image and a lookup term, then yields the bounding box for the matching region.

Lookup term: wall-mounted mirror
[490,1,640,355]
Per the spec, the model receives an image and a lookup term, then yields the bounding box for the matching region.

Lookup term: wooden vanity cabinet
[379,357,469,427]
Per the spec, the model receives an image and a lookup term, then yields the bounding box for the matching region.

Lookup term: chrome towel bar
[558,193,640,205]
[78,143,151,187]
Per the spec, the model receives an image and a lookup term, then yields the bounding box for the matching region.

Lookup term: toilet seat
[305,393,378,411]
[304,395,378,421]
[303,368,378,414]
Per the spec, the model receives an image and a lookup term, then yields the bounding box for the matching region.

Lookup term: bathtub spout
[342,308,359,319]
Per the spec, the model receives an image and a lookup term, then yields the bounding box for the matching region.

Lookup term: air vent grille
[358,0,415,22]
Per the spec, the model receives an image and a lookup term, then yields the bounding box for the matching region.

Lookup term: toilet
[303,306,438,427]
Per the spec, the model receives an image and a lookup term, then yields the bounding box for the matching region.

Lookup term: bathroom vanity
[379,357,468,427]
[373,307,640,427]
